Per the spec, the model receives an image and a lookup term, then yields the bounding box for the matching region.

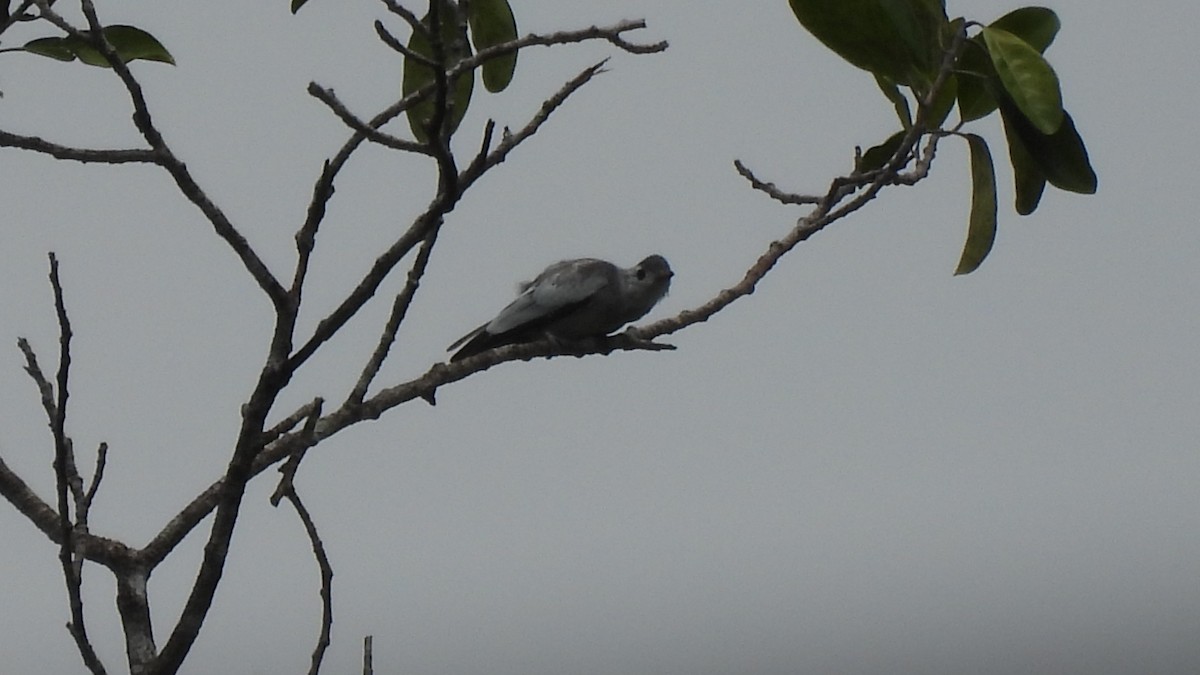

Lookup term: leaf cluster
[788,1,1096,274]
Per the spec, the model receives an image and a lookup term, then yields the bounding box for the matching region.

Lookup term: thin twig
[270,399,323,507]
[33,0,289,311]
[733,159,820,205]
[459,59,609,187]
[374,19,432,64]
[0,130,158,164]
[362,635,374,675]
[266,402,330,675]
[308,84,430,154]
[17,337,56,422]
[79,442,108,522]
[44,253,107,675]
[380,0,425,38]
[262,398,325,447]
[348,226,441,404]
[284,490,334,675]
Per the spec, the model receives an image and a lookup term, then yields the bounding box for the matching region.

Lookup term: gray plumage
[448,254,673,361]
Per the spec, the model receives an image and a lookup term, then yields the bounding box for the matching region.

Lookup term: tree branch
[348,227,440,404]
[32,0,290,311]
[0,130,158,164]
[42,253,108,675]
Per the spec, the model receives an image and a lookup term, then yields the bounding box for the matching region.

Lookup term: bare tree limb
[733,160,820,205]
[308,85,431,154]
[362,635,374,675]
[380,0,425,39]
[0,448,133,567]
[0,130,158,164]
[285,488,334,675]
[78,442,107,529]
[264,402,331,675]
[42,253,107,675]
[348,227,440,404]
[459,59,608,187]
[374,18,433,64]
[32,0,290,311]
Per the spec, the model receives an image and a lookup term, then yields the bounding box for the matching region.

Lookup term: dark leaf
[955,133,998,275]
[467,0,518,93]
[874,74,912,128]
[857,130,906,173]
[999,98,1096,194]
[291,0,310,13]
[1001,114,1047,215]
[787,0,947,87]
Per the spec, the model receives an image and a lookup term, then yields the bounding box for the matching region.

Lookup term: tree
[0,1,1095,673]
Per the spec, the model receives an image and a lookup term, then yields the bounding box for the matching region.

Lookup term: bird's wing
[446,322,489,353]
[484,259,612,336]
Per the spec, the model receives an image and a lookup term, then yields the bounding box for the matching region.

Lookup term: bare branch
[0,450,133,566]
[33,0,289,311]
[733,159,820,205]
[374,18,431,64]
[362,635,374,675]
[262,398,325,448]
[17,337,56,422]
[379,0,425,38]
[285,488,334,675]
[79,442,108,525]
[348,228,440,404]
[0,453,63,540]
[263,401,331,675]
[460,59,608,187]
[41,253,107,675]
[308,84,430,154]
[0,130,158,164]
[270,399,323,507]
[467,20,669,58]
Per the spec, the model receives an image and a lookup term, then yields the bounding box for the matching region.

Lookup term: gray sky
[2,1,1198,674]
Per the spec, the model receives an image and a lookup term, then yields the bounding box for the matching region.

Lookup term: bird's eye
[636,268,647,280]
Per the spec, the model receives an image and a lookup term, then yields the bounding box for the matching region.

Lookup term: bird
[447,254,673,361]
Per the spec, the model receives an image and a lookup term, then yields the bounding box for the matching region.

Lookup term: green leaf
[955,10,1058,125]
[857,130,906,172]
[402,2,475,143]
[999,98,1097,194]
[98,26,174,65]
[1001,113,1047,215]
[23,37,77,62]
[990,6,1060,53]
[874,74,912,128]
[787,0,947,87]
[467,0,518,93]
[981,26,1061,134]
[22,25,174,67]
[955,133,998,275]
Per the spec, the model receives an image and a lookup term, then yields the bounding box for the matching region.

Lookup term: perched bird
[448,254,673,361]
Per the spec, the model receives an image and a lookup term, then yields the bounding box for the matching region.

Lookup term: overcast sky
[2,1,1198,674]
